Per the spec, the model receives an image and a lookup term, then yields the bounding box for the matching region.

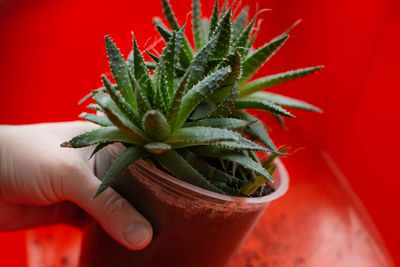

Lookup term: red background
[0,0,399,266]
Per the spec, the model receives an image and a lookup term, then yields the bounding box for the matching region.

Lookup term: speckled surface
[227,149,395,267]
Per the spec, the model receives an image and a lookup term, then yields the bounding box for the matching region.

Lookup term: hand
[0,121,153,250]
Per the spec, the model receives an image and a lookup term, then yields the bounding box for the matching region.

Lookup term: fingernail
[123,222,151,249]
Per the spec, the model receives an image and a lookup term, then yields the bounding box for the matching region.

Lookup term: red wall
[1,0,399,265]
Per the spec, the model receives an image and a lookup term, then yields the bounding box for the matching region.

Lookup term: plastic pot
[79,144,289,267]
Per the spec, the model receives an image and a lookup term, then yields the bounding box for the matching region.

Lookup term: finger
[62,170,153,250]
[0,202,86,231]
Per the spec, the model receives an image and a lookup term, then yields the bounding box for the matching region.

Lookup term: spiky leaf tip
[240,66,324,96]
[104,36,136,108]
[243,91,323,113]
[209,0,219,40]
[240,34,289,84]
[211,5,232,59]
[192,0,205,50]
[131,35,155,98]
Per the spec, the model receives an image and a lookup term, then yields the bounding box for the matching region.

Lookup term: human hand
[0,121,153,250]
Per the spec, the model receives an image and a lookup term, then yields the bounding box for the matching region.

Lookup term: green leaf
[200,18,210,42]
[240,34,289,84]
[154,83,168,114]
[248,150,260,163]
[235,111,277,151]
[79,112,112,127]
[102,75,140,125]
[190,101,217,120]
[79,87,106,105]
[104,36,136,108]
[127,50,135,68]
[145,62,157,70]
[142,110,171,141]
[175,24,191,69]
[232,6,249,42]
[239,176,266,196]
[161,0,180,30]
[240,66,324,96]
[211,5,232,59]
[144,142,172,154]
[220,0,228,17]
[87,104,103,112]
[61,127,138,148]
[209,51,241,102]
[215,137,271,152]
[232,9,269,57]
[155,150,225,194]
[173,67,231,131]
[185,118,249,129]
[145,49,159,62]
[180,149,241,184]
[191,146,273,182]
[154,31,177,103]
[267,164,277,175]
[132,36,155,98]
[236,99,294,117]
[244,91,323,113]
[184,31,222,92]
[246,19,262,50]
[93,92,147,143]
[167,68,191,125]
[92,146,147,199]
[128,72,151,117]
[154,21,192,70]
[211,79,239,117]
[232,9,256,49]
[89,142,112,159]
[192,0,205,50]
[161,0,194,60]
[167,126,240,147]
[153,18,172,42]
[209,0,219,40]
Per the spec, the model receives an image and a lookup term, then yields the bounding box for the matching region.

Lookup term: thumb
[63,168,153,250]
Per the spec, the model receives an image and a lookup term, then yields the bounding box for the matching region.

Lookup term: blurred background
[0,0,399,266]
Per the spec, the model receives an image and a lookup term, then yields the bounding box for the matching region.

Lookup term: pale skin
[0,121,153,250]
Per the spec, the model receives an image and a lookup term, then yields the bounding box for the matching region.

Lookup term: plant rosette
[62,0,322,266]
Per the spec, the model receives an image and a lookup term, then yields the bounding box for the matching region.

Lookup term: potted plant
[62,0,322,266]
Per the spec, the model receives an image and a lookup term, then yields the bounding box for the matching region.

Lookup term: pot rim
[110,144,289,205]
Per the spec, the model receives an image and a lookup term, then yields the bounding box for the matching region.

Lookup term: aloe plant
[62,0,322,198]
[151,0,323,152]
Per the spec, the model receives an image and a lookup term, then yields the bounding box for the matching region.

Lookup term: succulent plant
[150,0,323,152]
[62,0,322,199]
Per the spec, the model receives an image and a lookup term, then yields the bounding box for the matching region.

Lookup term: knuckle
[102,193,128,218]
[56,157,92,199]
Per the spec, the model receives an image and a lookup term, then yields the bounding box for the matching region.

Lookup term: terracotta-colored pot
[79,144,289,267]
